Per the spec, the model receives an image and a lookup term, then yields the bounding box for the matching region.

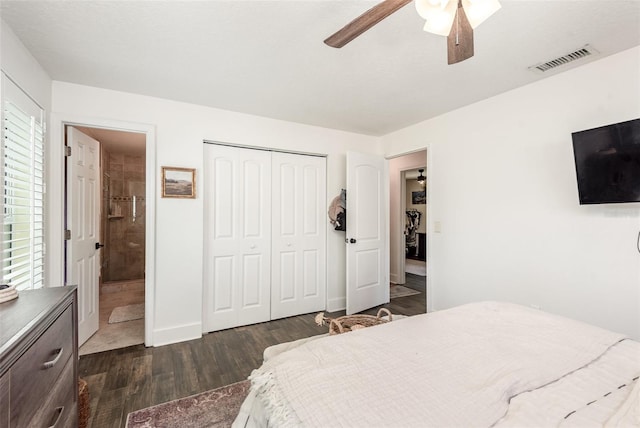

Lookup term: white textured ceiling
[1,1,639,136]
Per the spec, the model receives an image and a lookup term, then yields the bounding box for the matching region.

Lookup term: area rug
[108,303,145,324]
[390,284,421,299]
[125,380,250,428]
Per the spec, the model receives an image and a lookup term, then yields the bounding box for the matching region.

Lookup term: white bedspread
[496,339,640,427]
[240,302,630,427]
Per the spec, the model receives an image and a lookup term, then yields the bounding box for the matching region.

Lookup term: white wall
[51,81,381,345]
[383,47,640,339]
[0,20,52,112]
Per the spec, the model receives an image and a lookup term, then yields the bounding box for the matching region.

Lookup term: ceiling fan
[324,0,501,64]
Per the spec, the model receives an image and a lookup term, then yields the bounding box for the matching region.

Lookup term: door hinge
[64,229,71,240]
[65,146,71,157]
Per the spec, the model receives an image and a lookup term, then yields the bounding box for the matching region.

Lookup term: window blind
[1,77,45,291]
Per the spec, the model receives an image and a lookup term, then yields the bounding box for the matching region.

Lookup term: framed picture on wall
[412,190,426,204]
[161,166,196,198]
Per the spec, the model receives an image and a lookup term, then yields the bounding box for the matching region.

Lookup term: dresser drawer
[0,373,9,428]
[9,305,74,427]
[27,358,76,428]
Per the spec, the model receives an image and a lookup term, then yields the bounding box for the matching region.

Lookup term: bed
[232,301,640,427]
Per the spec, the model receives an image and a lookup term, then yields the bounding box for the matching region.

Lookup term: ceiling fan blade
[447,1,474,64]
[324,0,413,48]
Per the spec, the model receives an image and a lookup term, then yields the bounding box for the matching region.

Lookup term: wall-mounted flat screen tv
[572,118,640,204]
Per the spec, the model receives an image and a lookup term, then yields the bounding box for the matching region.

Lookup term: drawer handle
[48,406,64,428]
[43,347,64,369]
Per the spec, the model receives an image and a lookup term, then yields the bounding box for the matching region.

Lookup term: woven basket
[316,308,392,335]
[78,378,90,428]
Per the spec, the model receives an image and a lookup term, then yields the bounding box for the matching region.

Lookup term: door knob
[350,238,357,244]
[95,242,104,250]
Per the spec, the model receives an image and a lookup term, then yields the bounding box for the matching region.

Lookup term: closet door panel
[243,160,266,238]
[271,153,326,320]
[279,251,297,301]
[302,166,320,235]
[213,158,234,238]
[303,250,319,296]
[204,145,271,332]
[213,256,234,311]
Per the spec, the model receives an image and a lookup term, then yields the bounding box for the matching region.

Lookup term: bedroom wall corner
[381,46,640,340]
[0,19,52,111]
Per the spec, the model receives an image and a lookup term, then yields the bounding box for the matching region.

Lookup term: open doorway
[65,125,147,355]
[389,150,428,306]
[404,168,427,276]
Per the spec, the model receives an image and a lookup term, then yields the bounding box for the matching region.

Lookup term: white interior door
[203,144,271,332]
[66,127,101,345]
[271,153,326,319]
[346,151,389,315]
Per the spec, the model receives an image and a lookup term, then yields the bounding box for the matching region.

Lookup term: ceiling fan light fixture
[417,169,426,185]
[465,0,501,29]
[416,0,500,36]
[416,0,457,36]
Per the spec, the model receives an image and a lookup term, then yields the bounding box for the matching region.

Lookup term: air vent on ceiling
[528,45,599,74]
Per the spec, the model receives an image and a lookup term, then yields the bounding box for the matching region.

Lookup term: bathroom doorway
[72,126,147,355]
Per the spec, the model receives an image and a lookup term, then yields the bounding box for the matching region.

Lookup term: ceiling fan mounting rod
[455,0,462,46]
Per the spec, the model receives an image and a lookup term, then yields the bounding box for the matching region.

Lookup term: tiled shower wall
[102,151,146,282]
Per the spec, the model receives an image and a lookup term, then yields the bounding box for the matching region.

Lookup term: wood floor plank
[91,387,127,428]
[128,354,152,395]
[83,372,106,428]
[172,343,201,397]
[151,371,175,406]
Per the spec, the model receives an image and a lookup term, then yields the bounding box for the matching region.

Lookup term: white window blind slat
[1,76,45,291]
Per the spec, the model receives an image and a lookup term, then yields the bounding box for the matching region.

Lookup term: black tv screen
[572,118,640,204]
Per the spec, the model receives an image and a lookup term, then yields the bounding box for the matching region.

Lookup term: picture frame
[411,190,426,204]
[161,166,196,198]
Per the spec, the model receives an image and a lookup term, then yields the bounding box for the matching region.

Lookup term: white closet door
[271,153,327,319]
[203,144,272,332]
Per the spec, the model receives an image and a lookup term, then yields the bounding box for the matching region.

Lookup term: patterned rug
[109,303,145,323]
[126,380,250,427]
[390,284,421,299]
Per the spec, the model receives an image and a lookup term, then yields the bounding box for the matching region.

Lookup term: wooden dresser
[0,287,78,428]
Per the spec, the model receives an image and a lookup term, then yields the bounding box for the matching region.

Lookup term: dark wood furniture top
[0,286,78,428]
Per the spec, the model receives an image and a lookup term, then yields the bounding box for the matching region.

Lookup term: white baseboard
[152,322,201,347]
[390,272,400,284]
[327,296,345,313]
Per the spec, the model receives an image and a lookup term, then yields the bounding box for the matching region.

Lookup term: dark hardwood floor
[79,282,426,428]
